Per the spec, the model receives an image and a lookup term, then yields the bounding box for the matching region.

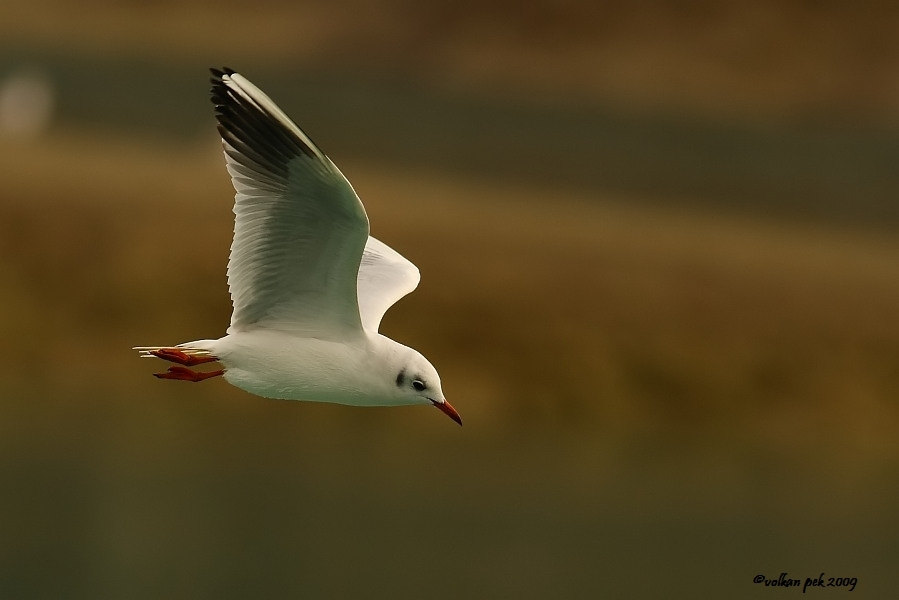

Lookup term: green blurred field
[2,2,899,598]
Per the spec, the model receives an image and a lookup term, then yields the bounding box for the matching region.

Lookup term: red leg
[154,366,225,382]
[150,348,219,366]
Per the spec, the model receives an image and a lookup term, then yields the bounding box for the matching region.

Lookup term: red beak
[432,398,462,426]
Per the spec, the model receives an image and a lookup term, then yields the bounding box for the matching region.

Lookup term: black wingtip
[210,67,235,77]
[207,66,322,165]
[209,68,237,108]
[209,67,236,90]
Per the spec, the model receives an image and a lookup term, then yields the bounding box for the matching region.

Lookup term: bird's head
[392,346,461,426]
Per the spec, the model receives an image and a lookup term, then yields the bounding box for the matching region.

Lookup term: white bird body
[187,331,427,407]
[135,68,460,424]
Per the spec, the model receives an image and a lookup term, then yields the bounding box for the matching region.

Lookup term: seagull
[134,68,460,425]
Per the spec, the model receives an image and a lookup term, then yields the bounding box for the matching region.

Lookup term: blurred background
[1,1,898,597]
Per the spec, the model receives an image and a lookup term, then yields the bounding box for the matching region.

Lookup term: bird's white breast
[205,329,405,406]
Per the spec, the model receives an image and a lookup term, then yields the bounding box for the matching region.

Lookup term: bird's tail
[133,344,216,360]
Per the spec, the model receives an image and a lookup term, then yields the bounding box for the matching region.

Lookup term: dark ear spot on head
[396,368,406,388]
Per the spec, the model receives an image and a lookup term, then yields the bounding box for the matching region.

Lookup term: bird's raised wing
[211,68,369,337]
[358,237,421,333]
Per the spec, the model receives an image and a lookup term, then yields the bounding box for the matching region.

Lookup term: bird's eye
[412,379,426,392]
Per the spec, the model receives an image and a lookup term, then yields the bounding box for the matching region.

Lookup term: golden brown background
[1,1,898,597]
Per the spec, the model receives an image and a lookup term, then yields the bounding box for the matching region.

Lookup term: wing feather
[357,237,421,333]
[210,68,369,337]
